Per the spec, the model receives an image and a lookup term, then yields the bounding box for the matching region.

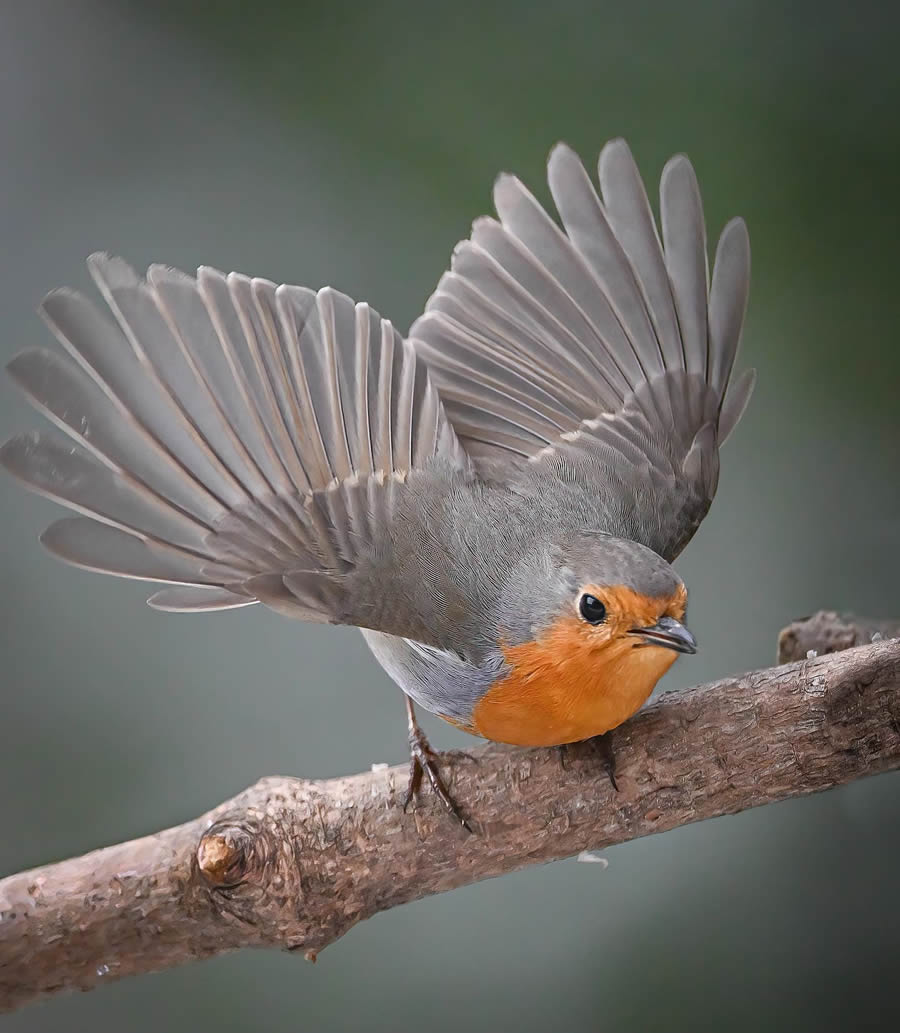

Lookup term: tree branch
[778,610,900,663]
[2,617,899,1014]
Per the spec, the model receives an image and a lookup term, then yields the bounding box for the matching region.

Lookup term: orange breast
[469,613,678,747]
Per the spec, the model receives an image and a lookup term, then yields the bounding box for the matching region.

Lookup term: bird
[1,138,754,831]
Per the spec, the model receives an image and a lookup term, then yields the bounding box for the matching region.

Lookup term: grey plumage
[2,139,754,728]
[412,138,752,561]
[2,258,465,629]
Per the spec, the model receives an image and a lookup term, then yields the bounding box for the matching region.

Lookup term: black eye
[579,594,607,624]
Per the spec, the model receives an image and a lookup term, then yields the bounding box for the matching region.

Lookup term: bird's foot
[594,731,619,791]
[558,734,619,790]
[402,696,473,833]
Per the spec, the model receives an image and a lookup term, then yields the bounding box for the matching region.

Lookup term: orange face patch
[469,583,687,747]
[595,582,687,626]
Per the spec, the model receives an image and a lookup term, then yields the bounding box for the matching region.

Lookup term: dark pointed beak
[629,616,697,654]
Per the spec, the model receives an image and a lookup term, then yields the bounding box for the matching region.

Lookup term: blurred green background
[2,1,899,1030]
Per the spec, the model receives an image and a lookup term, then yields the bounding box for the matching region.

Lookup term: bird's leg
[402,694,473,832]
[593,730,619,791]
[558,736,618,789]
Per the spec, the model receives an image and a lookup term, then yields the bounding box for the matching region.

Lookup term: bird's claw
[403,715,473,833]
[594,731,619,792]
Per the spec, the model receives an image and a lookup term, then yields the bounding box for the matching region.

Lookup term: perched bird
[1,139,753,829]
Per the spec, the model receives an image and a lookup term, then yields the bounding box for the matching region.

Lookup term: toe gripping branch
[402,695,473,832]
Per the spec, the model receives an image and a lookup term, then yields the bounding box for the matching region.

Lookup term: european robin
[1,139,753,829]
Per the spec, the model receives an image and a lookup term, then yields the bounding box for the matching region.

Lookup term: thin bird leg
[402,693,473,832]
[557,735,619,790]
[593,730,619,791]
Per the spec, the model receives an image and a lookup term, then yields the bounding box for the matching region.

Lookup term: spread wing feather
[410,138,754,559]
[2,256,464,623]
[4,137,753,626]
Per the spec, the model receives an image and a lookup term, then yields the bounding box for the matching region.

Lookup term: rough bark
[778,610,900,663]
[1,621,899,1014]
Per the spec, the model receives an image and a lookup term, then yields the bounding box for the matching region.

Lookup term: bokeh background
[2,2,899,1030]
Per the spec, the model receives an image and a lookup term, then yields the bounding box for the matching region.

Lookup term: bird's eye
[578,594,607,625]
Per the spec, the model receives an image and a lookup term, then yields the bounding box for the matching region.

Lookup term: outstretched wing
[2,256,465,630]
[409,139,754,560]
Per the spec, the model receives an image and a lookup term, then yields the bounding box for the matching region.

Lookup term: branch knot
[197,819,263,888]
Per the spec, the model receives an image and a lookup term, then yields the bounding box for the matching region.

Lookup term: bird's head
[555,531,695,656]
[476,534,695,746]
[498,532,695,656]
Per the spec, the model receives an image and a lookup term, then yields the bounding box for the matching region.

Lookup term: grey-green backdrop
[2,2,898,1031]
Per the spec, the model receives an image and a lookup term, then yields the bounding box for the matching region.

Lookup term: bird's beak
[629,616,697,654]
